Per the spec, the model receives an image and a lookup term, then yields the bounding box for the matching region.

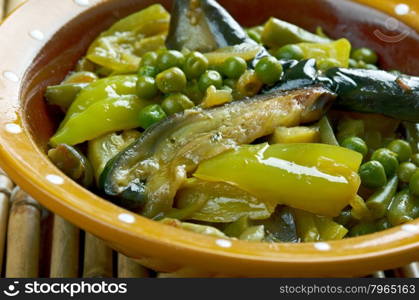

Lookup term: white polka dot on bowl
[5,123,22,134]
[118,213,135,224]
[46,174,64,185]
[74,0,90,6]
[216,239,232,248]
[29,30,45,41]
[314,242,331,251]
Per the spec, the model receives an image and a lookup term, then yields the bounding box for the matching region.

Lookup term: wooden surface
[0,0,417,278]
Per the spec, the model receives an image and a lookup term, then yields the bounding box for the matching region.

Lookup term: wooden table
[0,0,417,278]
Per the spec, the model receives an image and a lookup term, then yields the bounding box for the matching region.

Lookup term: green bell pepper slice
[86,4,170,73]
[50,95,151,146]
[194,143,362,217]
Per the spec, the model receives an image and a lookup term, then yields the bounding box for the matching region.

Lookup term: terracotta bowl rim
[0,0,418,276]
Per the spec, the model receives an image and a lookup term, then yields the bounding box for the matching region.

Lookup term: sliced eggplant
[101,87,336,217]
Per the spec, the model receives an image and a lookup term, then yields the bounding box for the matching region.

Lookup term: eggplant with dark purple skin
[101,87,336,217]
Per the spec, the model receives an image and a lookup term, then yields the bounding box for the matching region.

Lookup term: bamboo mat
[0,0,418,279]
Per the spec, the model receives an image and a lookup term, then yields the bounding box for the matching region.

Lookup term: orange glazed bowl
[0,0,418,277]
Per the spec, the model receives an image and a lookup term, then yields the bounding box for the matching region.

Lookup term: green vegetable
[183,51,209,79]
[138,65,159,77]
[204,43,263,66]
[86,4,170,73]
[359,161,387,189]
[136,76,159,99]
[198,70,223,92]
[387,189,419,226]
[195,143,362,217]
[45,83,89,112]
[261,17,331,48]
[341,136,368,158]
[222,56,247,79]
[337,118,364,142]
[183,80,204,104]
[156,67,187,94]
[256,206,298,243]
[255,56,283,85]
[176,179,275,223]
[161,93,194,115]
[293,209,319,242]
[298,39,351,68]
[274,44,304,60]
[50,95,150,146]
[397,162,417,183]
[48,144,94,188]
[161,218,227,238]
[387,139,412,162]
[351,48,378,65]
[409,170,419,197]
[348,222,378,237]
[317,58,341,71]
[101,87,335,217]
[235,70,263,98]
[412,153,419,166]
[371,148,399,177]
[140,52,158,67]
[88,130,141,184]
[138,104,167,129]
[239,225,265,242]
[318,116,339,146]
[157,50,185,71]
[366,176,398,219]
[404,122,419,153]
[224,216,250,238]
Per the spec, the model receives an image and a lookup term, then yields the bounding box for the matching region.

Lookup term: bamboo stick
[118,254,149,278]
[82,233,113,278]
[396,263,419,278]
[0,174,14,195]
[5,187,41,278]
[50,215,80,278]
[6,0,25,14]
[0,0,4,20]
[0,192,9,273]
[372,271,386,278]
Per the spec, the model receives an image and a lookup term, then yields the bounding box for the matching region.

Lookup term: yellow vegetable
[270,126,320,144]
[298,38,351,68]
[160,218,228,238]
[201,85,233,108]
[204,43,262,65]
[194,143,362,217]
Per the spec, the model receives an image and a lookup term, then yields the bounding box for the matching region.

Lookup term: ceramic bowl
[0,0,418,277]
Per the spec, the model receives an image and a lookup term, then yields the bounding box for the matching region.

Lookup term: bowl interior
[5,0,419,276]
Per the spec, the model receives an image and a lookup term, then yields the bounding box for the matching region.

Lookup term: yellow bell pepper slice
[194,143,362,217]
[298,38,351,68]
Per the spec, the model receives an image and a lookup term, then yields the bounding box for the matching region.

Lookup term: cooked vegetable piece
[351,47,378,65]
[45,83,89,112]
[349,195,371,221]
[261,17,331,48]
[195,143,362,217]
[222,56,247,79]
[184,51,209,79]
[387,189,419,226]
[256,206,299,243]
[275,44,304,61]
[136,76,159,99]
[224,216,250,238]
[314,215,348,240]
[404,122,419,153]
[255,56,283,85]
[138,104,167,129]
[86,4,170,72]
[318,116,339,146]
[371,148,399,178]
[293,209,320,242]
[201,85,232,108]
[198,70,223,92]
[160,218,227,238]
[298,39,351,68]
[270,126,319,144]
[156,67,187,94]
[101,87,336,217]
[205,43,262,66]
[336,118,365,142]
[162,93,195,115]
[50,95,151,146]
[366,176,398,219]
[166,0,254,52]
[271,59,318,92]
[325,68,419,122]
[409,170,419,197]
[359,161,387,189]
[64,71,98,84]
[48,144,93,187]
[156,50,185,71]
[239,225,265,242]
[88,130,141,183]
[235,69,264,98]
[387,139,412,163]
[341,136,368,158]
[176,179,275,223]
[398,162,417,183]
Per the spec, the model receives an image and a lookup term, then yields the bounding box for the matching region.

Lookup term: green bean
[224,216,249,238]
[387,189,419,226]
[348,222,377,237]
[366,176,398,219]
[318,116,339,146]
[403,122,419,153]
[239,225,265,241]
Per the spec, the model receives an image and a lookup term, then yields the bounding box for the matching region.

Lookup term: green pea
[222,56,247,79]
[409,170,419,197]
[274,44,304,61]
[411,153,419,166]
[398,162,417,183]
[156,67,187,94]
[161,93,195,115]
[198,70,223,92]
[136,76,158,99]
[157,50,185,71]
[351,48,378,65]
[255,56,283,85]
[183,51,209,79]
[317,58,341,71]
[364,64,378,70]
[183,80,204,105]
[359,160,387,189]
[348,58,358,68]
[341,136,368,158]
[387,139,412,162]
[371,148,399,177]
[138,104,167,129]
[223,78,237,89]
[140,51,158,67]
[138,65,159,77]
[246,29,261,44]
